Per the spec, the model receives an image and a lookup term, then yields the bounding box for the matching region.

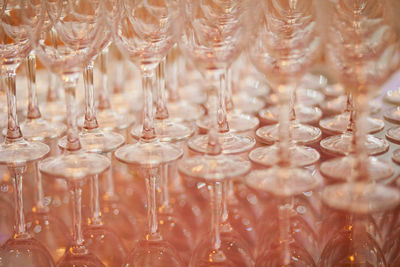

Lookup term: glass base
[18,118,66,141]
[319,95,346,115]
[94,109,135,131]
[131,119,193,143]
[58,130,125,154]
[385,88,400,105]
[0,139,49,164]
[57,247,104,267]
[386,126,400,144]
[167,100,204,123]
[178,154,251,182]
[249,144,320,167]
[123,240,183,267]
[296,88,325,107]
[258,105,322,125]
[320,156,394,181]
[391,148,400,165]
[319,112,384,135]
[115,141,183,167]
[0,236,54,267]
[246,167,321,197]
[179,83,207,105]
[322,182,400,214]
[39,152,110,182]
[384,106,400,123]
[196,113,259,133]
[256,123,321,146]
[40,101,66,122]
[320,132,389,156]
[187,132,255,154]
[322,83,344,98]
[232,92,265,115]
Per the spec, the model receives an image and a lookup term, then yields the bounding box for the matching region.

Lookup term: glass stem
[47,28,59,102]
[90,175,102,226]
[166,45,180,102]
[10,164,28,238]
[25,51,41,119]
[210,181,226,262]
[145,168,162,241]
[217,70,229,133]
[62,75,81,151]
[289,86,296,121]
[141,69,156,141]
[70,182,86,253]
[33,162,47,212]
[277,84,293,166]
[353,93,369,181]
[83,61,99,130]
[98,47,111,111]
[155,57,169,120]
[278,197,294,265]
[225,68,234,111]
[104,152,116,199]
[5,70,23,142]
[160,164,172,213]
[346,93,355,133]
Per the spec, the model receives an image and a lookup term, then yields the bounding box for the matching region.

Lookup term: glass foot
[0,139,49,164]
[384,107,400,124]
[115,141,183,167]
[232,93,265,115]
[167,101,204,123]
[249,144,320,167]
[322,83,344,98]
[41,101,66,122]
[256,123,321,146]
[131,119,193,143]
[320,95,347,115]
[19,119,66,141]
[196,113,259,133]
[386,126,400,144]
[95,109,135,131]
[187,132,255,154]
[58,130,125,154]
[39,152,110,181]
[319,112,384,135]
[391,148,400,165]
[178,154,251,182]
[296,88,324,107]
[385,88,400,105]
[320,156,394,181]
[246,167,322,197]
[322,183,400,214]
[259,105,322,125]
[320,132,389,156]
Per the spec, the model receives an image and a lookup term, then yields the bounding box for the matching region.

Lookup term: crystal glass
[0,2,52,265]
[179,0,256,155]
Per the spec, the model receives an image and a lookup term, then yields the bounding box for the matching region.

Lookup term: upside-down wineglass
[0,2,53,266]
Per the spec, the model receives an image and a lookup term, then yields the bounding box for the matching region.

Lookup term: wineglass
[112,0,188,265]
[179,0,256,155]
[0,2,52,265]
[29,0,113,265]
[165,45,205,123]
[318,0,400,264]
[320,0,399,182]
